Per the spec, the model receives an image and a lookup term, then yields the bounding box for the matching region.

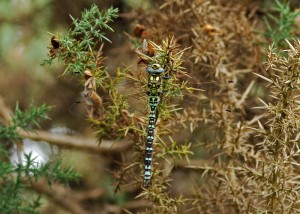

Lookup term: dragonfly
[68,66,237,189]
[143,63,165,187]
[116,65,238,188]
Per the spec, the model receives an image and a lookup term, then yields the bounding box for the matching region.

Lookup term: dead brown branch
[29,178,151,213]
[19,129,133,154]
[29,178,105,214]
[0,96,133,154]
[0,96,13,124]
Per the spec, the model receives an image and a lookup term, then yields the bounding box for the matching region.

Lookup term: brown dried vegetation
[2,0,300,213]
[118,0,300,213]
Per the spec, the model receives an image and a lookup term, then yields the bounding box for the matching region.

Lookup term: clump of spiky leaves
[0,103,51,158]
[120,37,197,212]
[121,0,300,213]
[264,0,300,48]
[115,37,196,183]
[42,4,118,79]
[0,103,80,213]
[42,6,196,209]
[131,0,260,76]
[41,5,121,138]
[125,1,270,213]
[240,40,300,213]
[42,4,141,141]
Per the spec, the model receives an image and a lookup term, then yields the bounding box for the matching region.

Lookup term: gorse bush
[242,40,300,213]
[44,4,198,212]
[1,0,300,213]
[0,102,79,213]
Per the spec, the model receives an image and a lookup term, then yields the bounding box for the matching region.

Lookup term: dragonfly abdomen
[144,96,160,187]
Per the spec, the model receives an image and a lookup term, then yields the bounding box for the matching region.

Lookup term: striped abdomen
[144,96,160,187]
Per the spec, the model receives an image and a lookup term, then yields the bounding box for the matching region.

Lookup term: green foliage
[0,103,80,213]
[69,4,117,44]
[41,4,118,77]
[0,125,19,146]
[0,102,51,161]
[13,103,51,131]
[0,152,79,213]
[264,0,300,47]
[159,137,193,161]
[0,102,51,148]
[20,153,80,185]
[0,179,41,214]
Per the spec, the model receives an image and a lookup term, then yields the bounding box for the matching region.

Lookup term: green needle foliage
[12,103,50,131]
[0,103,50,151]
[264,0,300,48]
[0,103,80,213]
[41,4,118,78]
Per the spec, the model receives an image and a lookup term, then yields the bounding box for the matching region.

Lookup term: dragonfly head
[147,63,164,74]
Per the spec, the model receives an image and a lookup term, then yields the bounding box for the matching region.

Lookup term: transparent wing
[114,74,238,115]
[71,69,240,119]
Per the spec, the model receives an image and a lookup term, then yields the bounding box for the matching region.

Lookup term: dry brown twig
[29,178,91,214]
[0,96,133,154]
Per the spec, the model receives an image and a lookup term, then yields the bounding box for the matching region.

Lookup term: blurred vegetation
[0,0,300,213]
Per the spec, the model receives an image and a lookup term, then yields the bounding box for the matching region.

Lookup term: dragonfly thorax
[147,74,162,96]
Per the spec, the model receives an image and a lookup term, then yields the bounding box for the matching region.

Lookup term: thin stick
[0,96,133,154]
